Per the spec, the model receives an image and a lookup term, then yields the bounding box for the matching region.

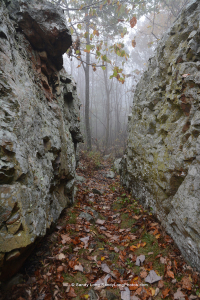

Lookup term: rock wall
[0,0,83,280]
[120,0,200,270]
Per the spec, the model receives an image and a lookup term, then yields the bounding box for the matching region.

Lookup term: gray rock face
[113,158,122,174]
[4,0,72,70]
[120,0,200,271]
[0,0,82,280]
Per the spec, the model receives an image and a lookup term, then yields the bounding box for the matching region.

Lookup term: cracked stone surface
[0,0,83,280]
[120,0,200,271]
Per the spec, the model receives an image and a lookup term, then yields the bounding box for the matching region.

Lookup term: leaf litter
[2,151,200,300]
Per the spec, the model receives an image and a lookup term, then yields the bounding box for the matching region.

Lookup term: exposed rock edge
[0,0,83,280]
[120,0,200,270]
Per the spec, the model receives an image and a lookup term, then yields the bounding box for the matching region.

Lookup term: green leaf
[77,24,82,30]
[86,44,92,51]
[96,51,101,57]
[101,66,106,70]
[70,27,74,35]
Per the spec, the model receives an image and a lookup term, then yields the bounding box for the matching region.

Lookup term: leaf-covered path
[1,153,200,300]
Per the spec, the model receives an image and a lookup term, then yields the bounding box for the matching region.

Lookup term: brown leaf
[166,270,174,279]
[181,276,192,290]
[68,260,76,269]
[67,287,77,298]
[61,234,71,244]
[132,40,136,48]
[96,219,105,225]
[129,279,140,291]
[57,266,64,273]
[158,280,164,289]
[162,287,170,298]
[140,270,148,279]
[160,257,167,264]
[130,16,137,28]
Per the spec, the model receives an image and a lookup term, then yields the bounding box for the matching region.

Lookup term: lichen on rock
[0,0,83,280]
[120,0,200,271]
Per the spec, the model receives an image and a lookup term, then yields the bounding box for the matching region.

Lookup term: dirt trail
[1,153,200,300]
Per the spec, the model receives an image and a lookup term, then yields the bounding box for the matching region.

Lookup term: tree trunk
[84,16,92,151]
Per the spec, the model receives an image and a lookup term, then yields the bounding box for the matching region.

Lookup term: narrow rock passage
[1,153,200,300]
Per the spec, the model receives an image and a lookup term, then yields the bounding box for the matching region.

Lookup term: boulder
[120,0,200,271]
[0,0,82,280]
[4,0,72,70]
[113,158,122,174]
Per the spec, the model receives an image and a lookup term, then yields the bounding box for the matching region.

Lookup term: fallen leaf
[101,263,111,274]
[130,245,137,251]
[63,282,70,287]
[96,219,105,225]
[101,256,106,261]
[68,260,76,269]
[145,270,161,284]
[174,288,185,299]
[160,257,167,264]
[110,269,120,279]
[67,287,77,298]
[189,295,198,299]
[158,280,164,289]
[61,234,71,244]
[57,266,64,273]
[150,287,155,296]
[80,236,90,249]
[162,287,170,298]
[74,263,84,272]
[114,247,119,253]
[181,276,192,290]
[135,255,145,266]
[129,279,139,291]
[155,287,160,296]
[94,274,111,290]
[166,270,174,279]
[57,253,66,260]
[121,286,130,300]
[140,270,148,279]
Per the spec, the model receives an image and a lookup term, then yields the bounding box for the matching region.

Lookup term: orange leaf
[162,287,170,298]
[129,279,139,291]
[166,270,174,279]
[155,234,161,239]
[140,242,146,247]
[130,245,137,251]
[130,16,137,28]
